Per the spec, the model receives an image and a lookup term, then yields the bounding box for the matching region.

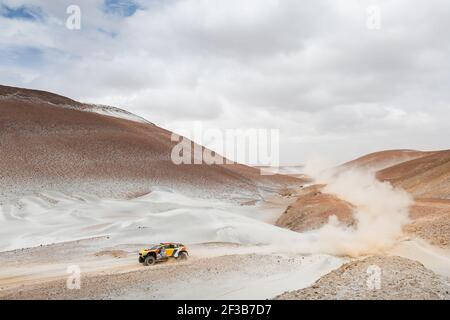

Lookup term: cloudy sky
[1,0,449,165]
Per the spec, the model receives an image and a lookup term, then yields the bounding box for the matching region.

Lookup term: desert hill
[276,148,450,246]
[0,85,302,203]
[377,150,450,199]
[340,149,435,172]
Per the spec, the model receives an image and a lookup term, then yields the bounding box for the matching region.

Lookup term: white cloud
[1,0,449,164]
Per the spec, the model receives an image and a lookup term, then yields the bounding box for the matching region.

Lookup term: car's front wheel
[139,256,144,263]
[144,255,156,266]
[178,252,188,260]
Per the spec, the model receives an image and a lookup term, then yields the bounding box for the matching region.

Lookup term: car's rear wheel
[144,255,156,266]
[178,252,188,260]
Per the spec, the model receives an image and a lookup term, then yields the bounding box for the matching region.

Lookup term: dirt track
[0,238,344,299]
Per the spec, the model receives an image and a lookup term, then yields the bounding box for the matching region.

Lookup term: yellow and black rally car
[139,242,188,266]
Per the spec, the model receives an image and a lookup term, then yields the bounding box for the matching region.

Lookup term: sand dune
[0,189,301,252]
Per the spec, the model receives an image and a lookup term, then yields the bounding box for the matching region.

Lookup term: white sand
[0,189,300,251]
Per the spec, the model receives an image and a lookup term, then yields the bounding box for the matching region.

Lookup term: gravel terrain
[275,255,450,300]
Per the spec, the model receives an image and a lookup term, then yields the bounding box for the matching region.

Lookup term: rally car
[138,242,188,266]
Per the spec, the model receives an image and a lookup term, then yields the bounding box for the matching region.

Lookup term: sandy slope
[276,149,450,247]
[275,255,450,300]
[340,149,435,172]
[0,85,150,124]
[405,199,450,246]
[0,85,303,204]
[0,188,304,252]
[337,148,450,200]
[276,184,354,232]
[276,197,450,250]
[377,150,450,199]
[376,150,450,246]
[271,149,450,299]
[389,239,450,278]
